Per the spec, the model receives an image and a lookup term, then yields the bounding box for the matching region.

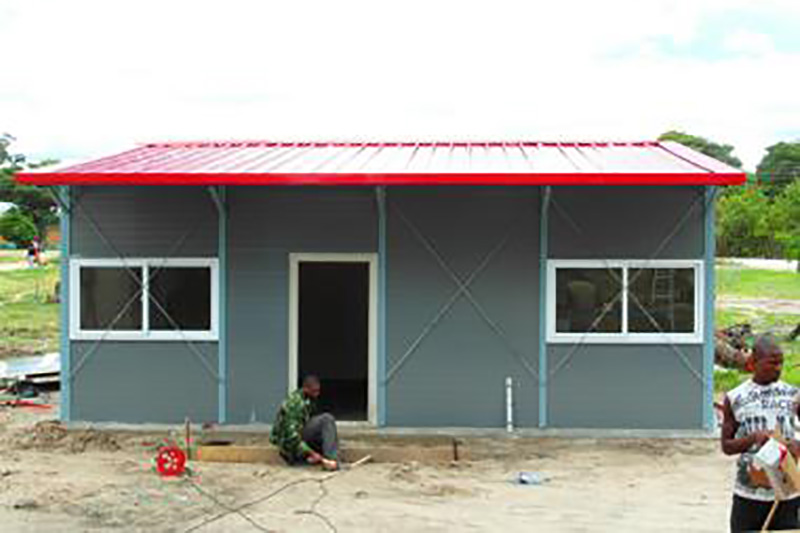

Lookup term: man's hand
[787,441,800,459]
[749,431,772,449]
[306,451,323,464]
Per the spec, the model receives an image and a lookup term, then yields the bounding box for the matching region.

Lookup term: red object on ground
[0,400,53,409]
[15,140,746,186]
[155,446,187,477]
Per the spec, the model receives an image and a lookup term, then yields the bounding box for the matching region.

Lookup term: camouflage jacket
[269,389,314,462]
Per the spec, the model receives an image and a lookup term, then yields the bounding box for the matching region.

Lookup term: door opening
[296,260,370,421]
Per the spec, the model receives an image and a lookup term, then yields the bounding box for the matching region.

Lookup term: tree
[658,130,743,169]
[756,141,800,197]
[0,207,37,247]
[716,185,777,258]
[0,134,58,243]
[771,179,800,272]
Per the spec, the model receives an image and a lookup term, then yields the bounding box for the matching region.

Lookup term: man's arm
[720,396,770,455]
[280,396,314,459]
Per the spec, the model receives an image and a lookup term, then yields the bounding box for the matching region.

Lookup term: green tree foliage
[756,141,800,197]
[0,134,58,242]
[716,185,778,258]
[658,130,743,169]
[771,179,800,271]
[0,207,37,247]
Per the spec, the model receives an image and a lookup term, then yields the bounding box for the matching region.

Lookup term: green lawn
[0,250,24,263]
[0,265,60,357]
[716,267,800,300]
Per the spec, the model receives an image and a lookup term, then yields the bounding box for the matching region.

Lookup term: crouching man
[721,334,800,531]
[270,375,339,470]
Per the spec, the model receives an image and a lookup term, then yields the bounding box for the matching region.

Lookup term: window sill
[547,333,703,345]
[70,332,219,342]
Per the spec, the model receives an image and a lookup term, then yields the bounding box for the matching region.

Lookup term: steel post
[538,186,551,428]
[376,186,387,426]
[703,186,716,429]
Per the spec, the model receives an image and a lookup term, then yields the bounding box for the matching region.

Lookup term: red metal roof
[17,140,746,186]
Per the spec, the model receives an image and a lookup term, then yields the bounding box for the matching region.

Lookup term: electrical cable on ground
[184,476,272,532]
[184,456,370,533]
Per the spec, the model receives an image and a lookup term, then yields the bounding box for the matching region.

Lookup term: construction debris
[715,323,755,371]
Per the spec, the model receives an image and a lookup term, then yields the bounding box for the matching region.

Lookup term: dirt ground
[0,405,739,533]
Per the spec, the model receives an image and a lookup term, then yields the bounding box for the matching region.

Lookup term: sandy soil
[0,407,738,532]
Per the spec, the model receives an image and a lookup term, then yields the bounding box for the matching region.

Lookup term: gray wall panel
[386,187,540,427]
[71,342,218,423]
[227,187,377,424]
[547,344,704,428]
[549,186,704,259]
[72,186,218,257]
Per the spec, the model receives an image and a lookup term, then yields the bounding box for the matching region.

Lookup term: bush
[772,179,800,269]
[716,185,778,257]
[0,208,37,248]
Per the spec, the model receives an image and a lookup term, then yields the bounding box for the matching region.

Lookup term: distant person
[721,334,800,531]
[26,239,38,268]
[270,374,339,470]
[32,237,42,266]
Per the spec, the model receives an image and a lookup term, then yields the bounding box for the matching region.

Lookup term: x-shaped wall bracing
[547,187,714,384]
[385,200,539,384]
[48,186,222,384]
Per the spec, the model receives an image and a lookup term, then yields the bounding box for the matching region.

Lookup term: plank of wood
[195,445,282,464]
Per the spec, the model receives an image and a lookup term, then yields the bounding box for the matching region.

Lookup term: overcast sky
[2,0,799,170]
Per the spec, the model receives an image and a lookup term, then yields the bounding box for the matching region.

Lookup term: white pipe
[506,376,513,433]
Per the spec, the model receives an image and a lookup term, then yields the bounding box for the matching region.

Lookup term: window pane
[80,267,142,330]
[556,268,623,333]
[149,267,212,331]
[628,268,695,333]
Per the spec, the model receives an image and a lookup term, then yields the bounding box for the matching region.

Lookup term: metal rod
[703,186,717,430]
[216,186,228,424]
[58,186,71,421]
[375,186,387,426]
[538,186,551,428]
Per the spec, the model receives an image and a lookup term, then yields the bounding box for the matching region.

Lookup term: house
[18,140,746,429]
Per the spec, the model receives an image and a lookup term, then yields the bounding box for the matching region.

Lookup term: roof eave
[16,171,747,186]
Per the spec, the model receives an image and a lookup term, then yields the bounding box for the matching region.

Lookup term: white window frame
[546,259,704,344]
[70,258,219,341]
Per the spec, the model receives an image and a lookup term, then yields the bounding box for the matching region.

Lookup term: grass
[0,249,61,264]
[0,264,60,358]
[716,267,800,300]
[0,250,25,263]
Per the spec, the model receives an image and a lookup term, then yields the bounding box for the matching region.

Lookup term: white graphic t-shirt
[727,378,800,501]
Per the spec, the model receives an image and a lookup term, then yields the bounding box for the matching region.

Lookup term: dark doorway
[298,261,369,421]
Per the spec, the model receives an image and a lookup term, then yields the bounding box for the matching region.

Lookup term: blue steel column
[376,186,387,426]
[59,186,71,422]
[538,186,551,428]
[703,186,716,430]
[217,186,228,424]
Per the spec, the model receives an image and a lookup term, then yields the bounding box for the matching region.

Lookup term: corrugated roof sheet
[17,140,746,185]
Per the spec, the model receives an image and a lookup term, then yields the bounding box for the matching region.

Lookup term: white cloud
[2,0,799,169]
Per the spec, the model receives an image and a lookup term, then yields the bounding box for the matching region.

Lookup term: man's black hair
[302,374,321,387]
[753,333,781,359]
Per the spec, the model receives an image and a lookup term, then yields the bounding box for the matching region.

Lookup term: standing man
[270,375,339,470]
[721,334,800,531]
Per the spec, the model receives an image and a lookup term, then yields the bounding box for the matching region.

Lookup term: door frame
[288,253,378,425]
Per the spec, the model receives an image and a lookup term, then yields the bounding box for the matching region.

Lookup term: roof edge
[16,171,747,186]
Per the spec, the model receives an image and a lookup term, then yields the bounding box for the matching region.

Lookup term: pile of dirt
[10,421,121,453]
